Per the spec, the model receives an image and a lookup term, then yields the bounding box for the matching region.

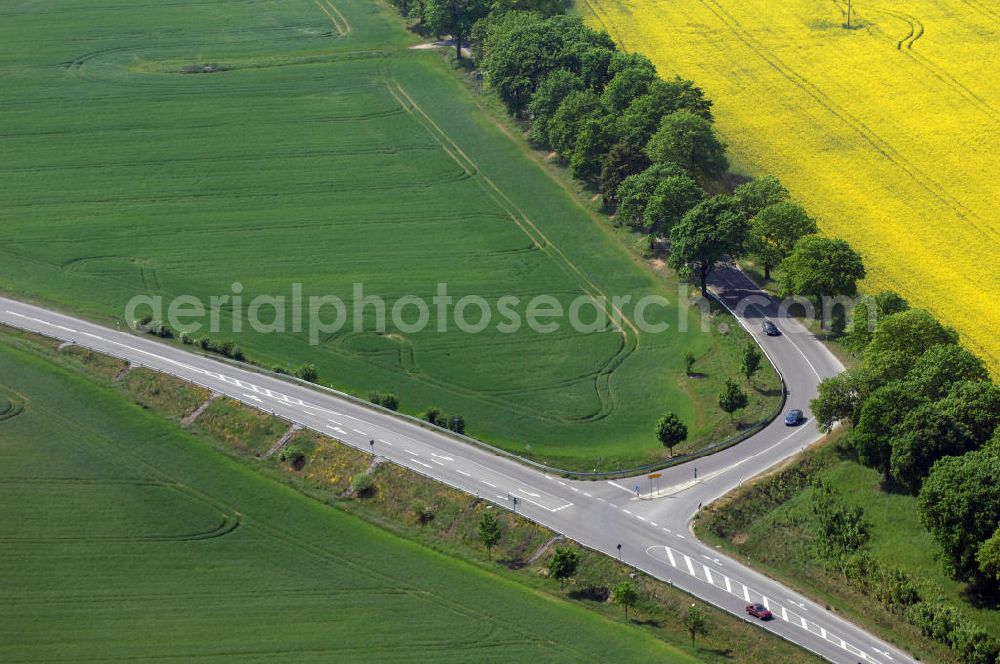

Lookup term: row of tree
[467,12,867,306]
[812,300,1000,594]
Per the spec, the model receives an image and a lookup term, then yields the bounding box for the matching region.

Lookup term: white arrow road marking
[788,599,807,611]
[430,453,453,461]
[873,647,893,660]
[517,488,540,498]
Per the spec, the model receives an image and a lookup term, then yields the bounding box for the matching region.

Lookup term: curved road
[0,270,914,664]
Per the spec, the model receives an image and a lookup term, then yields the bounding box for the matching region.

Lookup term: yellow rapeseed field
[582,0,1000,372]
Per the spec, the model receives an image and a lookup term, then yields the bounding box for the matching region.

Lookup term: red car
[746,603,773,620]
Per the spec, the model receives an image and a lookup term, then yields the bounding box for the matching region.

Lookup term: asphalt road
[0,269,916,664]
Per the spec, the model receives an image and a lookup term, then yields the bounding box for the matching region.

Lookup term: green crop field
[0,0,778,470]
[0,336,704,662]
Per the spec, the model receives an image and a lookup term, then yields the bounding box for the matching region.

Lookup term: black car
[785,409,804,426]
[762,320,780,336]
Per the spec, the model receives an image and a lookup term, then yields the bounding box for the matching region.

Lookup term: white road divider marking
[243,394,263,403]
[456,469,471,477]
[411,458,433,469]
[482,480,497,488]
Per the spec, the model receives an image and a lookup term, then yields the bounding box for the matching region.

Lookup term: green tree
[548,90,603,159]
[643,172,705,235]
[919,446,1000,582]
[684,605,709,648]
[646,110,728,181]
[779,236,865,329]
[740,341,761,384]
[425,0,487,59]
[866,308,958,360]
[477,510,502,559]
[478,14,612,114]
[599,141,650,208]
[614,162,683,229]
[850,381,926,480]
[656,412,688,456]
[612,580,638,620]
[748,202,817,280]
[718,378,748,422]
[601,63,657,112]
[547,546,582,590]
[570,114,618,181]
[890,382,1000,493]
[684,350,697,376]
[527,69,584,147]
[732,175,788,221]
[977,527,1000,581]
[905,343,988,400]
[668,195,747,295]
[616,77,714,146]
[842,291,910,353]
[811,374,859,432]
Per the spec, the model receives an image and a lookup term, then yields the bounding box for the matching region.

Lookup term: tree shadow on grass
[568,587,609,602]
[630,617,664,628]
[961,580,1000,611]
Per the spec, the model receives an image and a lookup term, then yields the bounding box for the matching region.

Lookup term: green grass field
[0,0,778,470]
[0,334,711,662]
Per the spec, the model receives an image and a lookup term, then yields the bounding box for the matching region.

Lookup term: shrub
[809,481,869,557]
[369,392,399,411]
[296,363,319,383]
[280,445,307,471]
[351,473,375,498]
[423,407,447,427]
[180,332,193,345]
[839,552,920,614]
[705,451,831,540]
[412,501,435,525]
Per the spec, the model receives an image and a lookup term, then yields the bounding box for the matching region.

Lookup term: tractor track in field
[957,0,1000,26]
[833,0,1000,128]
[696,0,998,243]
[313,0,351,36]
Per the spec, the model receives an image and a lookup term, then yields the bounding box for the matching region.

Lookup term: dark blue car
[785,409,804,426]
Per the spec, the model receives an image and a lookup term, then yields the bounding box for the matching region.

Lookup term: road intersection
[0,267,915,663]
